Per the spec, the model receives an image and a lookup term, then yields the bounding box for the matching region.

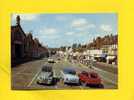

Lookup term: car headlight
[38,77,42,80]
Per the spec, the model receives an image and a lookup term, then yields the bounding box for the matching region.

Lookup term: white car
[37,65,54,85]
[60,68,79,84]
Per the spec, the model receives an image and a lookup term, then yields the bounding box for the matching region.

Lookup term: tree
[72,43,77,49]
[77,43,81,48]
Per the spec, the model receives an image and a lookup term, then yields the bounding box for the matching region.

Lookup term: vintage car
[60,68,79,84]
[78,71,103,87]
[37,64,54,85]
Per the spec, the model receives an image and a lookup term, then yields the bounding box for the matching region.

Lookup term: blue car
[60,68,79,84]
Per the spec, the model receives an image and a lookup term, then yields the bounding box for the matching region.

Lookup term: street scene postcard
[11,14,118,90]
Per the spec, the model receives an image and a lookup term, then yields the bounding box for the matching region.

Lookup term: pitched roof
[11,24,26,37]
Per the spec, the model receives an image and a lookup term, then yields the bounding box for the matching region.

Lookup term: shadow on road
[87,84,104,88]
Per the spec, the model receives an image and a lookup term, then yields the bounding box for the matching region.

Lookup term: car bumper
[86,81,102,85]
[37,79,52,84]
[64,80,79,84]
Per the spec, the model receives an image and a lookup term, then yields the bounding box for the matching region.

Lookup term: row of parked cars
[37,64,104,88]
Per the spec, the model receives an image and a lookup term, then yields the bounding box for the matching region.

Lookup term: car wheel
[51,78,55,85]
[78,80,81,85]
[37,81,41,85]
[98,84,104,88]
[52,78,58,85]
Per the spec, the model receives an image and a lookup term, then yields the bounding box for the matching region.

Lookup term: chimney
[16,15,20,25]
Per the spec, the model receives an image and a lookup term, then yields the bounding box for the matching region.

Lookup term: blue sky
[11,14,117,48]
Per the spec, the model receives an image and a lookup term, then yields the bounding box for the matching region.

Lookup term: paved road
[11,56,117,90]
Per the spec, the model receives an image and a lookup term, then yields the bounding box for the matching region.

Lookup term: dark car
[78,71,103,88]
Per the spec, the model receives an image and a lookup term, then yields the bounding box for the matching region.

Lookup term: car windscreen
[42,66,52,72]
[90,73,98,78]
[63,69,76,75]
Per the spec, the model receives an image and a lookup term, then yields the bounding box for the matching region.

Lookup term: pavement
[11,56,118,90]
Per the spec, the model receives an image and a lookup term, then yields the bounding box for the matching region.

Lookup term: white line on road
[53,70,56,77]
[93,66,117,85]
[54,85,58,89]
[27,68,42,87]
[93,66,117,76]
[101,75,117,85]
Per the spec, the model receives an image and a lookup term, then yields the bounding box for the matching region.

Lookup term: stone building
[11,15,49,66]
[25,33,35,58]
[11,16,27,64]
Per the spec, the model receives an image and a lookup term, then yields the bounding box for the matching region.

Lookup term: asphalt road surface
[11,56,117,90]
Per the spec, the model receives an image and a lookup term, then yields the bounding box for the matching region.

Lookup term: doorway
[15,44,22,58]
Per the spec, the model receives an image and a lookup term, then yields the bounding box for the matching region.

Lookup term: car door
[80,73,88,82]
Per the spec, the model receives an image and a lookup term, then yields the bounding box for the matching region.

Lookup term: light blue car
[60,68,79,84]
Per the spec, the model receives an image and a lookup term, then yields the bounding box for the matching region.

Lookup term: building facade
[11,15,49,66]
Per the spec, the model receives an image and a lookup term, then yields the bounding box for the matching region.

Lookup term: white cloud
[12,14,40,21]
[71,18,95,30]
[39,27,58,35]
[72,18,88,27]
[77,31,88,35]
[77,24,95,31]
[39,35,60,40]
[65,31,89,37]
[100,24,112,32]
[33,27,60,43]
[65,32,75,35]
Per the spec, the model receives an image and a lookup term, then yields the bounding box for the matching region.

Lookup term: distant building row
[57,43,117,65]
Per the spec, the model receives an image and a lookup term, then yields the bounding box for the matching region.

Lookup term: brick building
[11,15,49,66]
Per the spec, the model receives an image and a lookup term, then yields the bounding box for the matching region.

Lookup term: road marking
[100,75,117,85]
[74,60,117,85]
[93,66,117,76]
[54,85,58,89]
[15,64,29,75]
[53,70,56,77]
[79,86,83,89]
[93,66,117,85]
[27,68,42,87]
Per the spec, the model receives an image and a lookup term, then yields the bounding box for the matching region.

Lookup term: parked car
[60,68,79,84]
[48,58,55,63]
[78,71,103,88]
[37,64,54,85]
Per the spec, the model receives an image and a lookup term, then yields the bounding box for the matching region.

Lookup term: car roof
[82,71,97,75]
[63,68,75,72]
[42,64,52,68]
[82,71,88,74]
